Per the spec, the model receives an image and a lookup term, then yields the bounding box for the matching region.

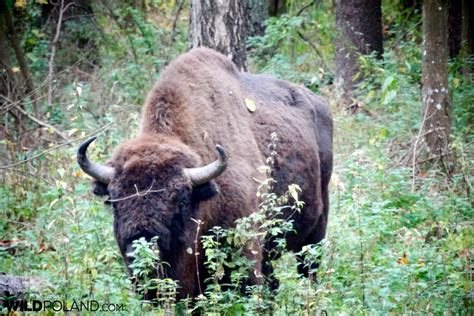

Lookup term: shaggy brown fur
[92,47,333,299]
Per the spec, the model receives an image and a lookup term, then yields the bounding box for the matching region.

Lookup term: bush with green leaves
[128,236,178,312]
[195,133,307,314]
[247,1,335,90]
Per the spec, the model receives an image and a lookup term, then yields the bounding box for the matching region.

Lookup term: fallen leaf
[245,98,256,112]
[68,128,78,137]
[0,238,20,249]
[397,253,409,265]
[73,170,83,178]
[38,244,46,253]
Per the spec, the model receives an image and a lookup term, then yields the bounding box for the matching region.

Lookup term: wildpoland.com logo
[2,299,125,312]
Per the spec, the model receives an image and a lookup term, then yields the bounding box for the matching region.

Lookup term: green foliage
[323,146,472,313]
[247,1,335,90]
[196,133,305,313]
[128,237,178,311]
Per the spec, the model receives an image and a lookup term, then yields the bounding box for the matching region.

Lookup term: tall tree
[461,0,474,63]
[334,0,384,102]
[268,0,286,17]
[245,0,268,37]
[0,7,24,139]
[421,0,451,167]
[447,0,474,66]
[0,0,40,117]
[189,0,247,70]
[448,0,462,58]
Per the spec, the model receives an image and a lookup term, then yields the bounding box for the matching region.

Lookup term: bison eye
[177,200,187,210]
[93,181,109,196]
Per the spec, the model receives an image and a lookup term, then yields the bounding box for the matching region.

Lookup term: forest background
[0,0,472,314]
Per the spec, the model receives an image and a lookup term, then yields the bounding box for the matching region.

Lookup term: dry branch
[106,181,165,202]
[0,122,112,169]
[170,0,186,45]
[296,30,331,74]
[48,0,75,106]
[411,104,431,192]
[15,104,68,140]
[0,94,68,140]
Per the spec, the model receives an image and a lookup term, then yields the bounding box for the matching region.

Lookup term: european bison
[77,48,333,299]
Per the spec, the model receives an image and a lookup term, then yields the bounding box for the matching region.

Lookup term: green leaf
[382,76,395,93]
[383,90,397,105]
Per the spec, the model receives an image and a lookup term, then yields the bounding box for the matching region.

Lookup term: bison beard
[77,48,333,299]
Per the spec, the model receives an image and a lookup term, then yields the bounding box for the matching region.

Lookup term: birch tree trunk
[189,0,247,71]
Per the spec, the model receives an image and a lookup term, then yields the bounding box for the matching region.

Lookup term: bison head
[77,134,227,285]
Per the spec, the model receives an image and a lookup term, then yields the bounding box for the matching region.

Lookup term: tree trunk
[334,0,384,102]
[189,0,247,71]
[0,11,13,98]
[0,13,23,139]
[399,0,421,11]
[268,0,286,17]
[245,0,268,37]
[461,0,474,60]
[421,0,451,167]
[448,0,462,58]
[0,1,40,117]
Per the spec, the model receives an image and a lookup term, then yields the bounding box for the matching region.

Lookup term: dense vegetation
[1,0,472,314]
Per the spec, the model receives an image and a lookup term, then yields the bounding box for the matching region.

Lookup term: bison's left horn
[184,145,228,187]
[77,136,115,184]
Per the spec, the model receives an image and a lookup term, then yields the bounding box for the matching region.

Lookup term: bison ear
[191,181,218,202]
[92,180,109,196]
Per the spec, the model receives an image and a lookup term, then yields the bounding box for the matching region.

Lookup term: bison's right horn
[184,145,227,187]
[77,136,115,184]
